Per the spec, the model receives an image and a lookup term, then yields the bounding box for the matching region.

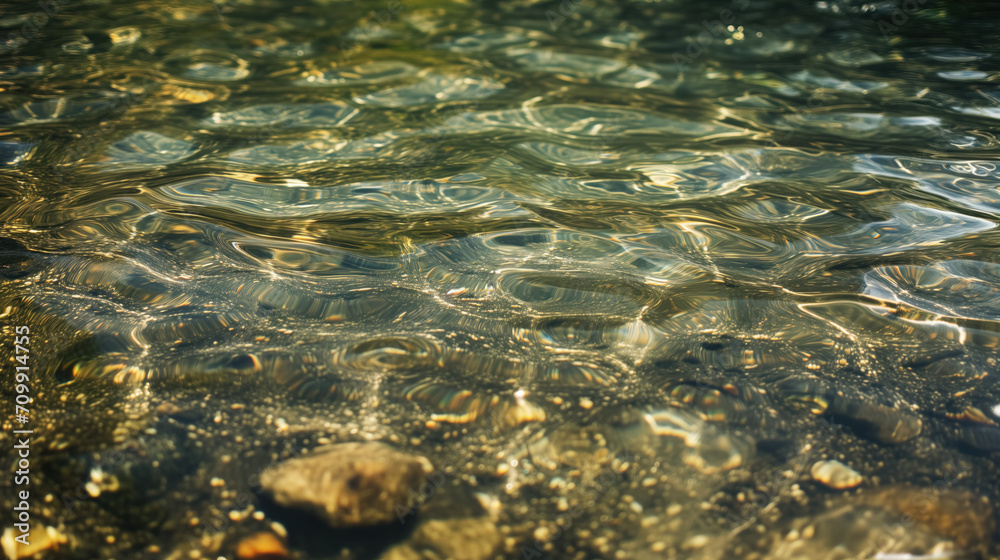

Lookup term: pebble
[810,460,863,489]
[1,526,65,559]
[534,526,552,542]
[260,441,434,528]
[681,535,710,550]
[235,532,288,560]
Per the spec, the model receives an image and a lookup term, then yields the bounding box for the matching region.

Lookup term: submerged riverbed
[1,0,1000,558]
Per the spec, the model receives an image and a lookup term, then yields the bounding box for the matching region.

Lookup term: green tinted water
[1,0,1000,558]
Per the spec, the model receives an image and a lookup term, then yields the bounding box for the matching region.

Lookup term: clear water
[1,0,999,558]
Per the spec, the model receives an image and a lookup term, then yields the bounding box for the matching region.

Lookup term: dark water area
[2,0,1000,558]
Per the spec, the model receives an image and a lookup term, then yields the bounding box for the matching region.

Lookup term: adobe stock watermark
[520,451,638,560]
[2,0,71,55]
[393,461,456,523]
[186,440,308,552]
[546,0,584,31]
[212,0,239,24]
[763,89,829,148]
[578,115,628,161]
[230,116,295,153]
[673,0,751,72]
[874,0,933,42]
[49,70,162,181]
[725,415,841,534]
[60,439,142,514]
[395,73,502,181]
[339,0,404,63]
[861,463,966,557]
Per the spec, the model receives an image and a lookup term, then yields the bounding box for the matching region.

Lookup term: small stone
[270,522,287,539]
[156,402,184,415]
[236,532,288,560]
[260,442,434,528]
[533,526,552,542]
[810,460,863,490]
[682,535,710,550]
[474,492,501,519]
[1,526,65,559]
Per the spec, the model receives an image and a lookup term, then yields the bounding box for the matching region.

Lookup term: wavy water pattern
[2,0,1000,558]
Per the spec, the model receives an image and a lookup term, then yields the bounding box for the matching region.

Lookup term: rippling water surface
[2,0,1000,558]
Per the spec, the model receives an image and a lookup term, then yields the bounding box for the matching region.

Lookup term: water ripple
[4,1,1000,557]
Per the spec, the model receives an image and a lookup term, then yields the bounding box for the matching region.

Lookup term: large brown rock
[860,485,995,555]
[260,442,434,528]
[379,518,501,560]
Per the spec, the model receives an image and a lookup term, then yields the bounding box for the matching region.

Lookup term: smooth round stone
[235,532,288,560]
[260,442,434,528]
[810,460,863,490]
